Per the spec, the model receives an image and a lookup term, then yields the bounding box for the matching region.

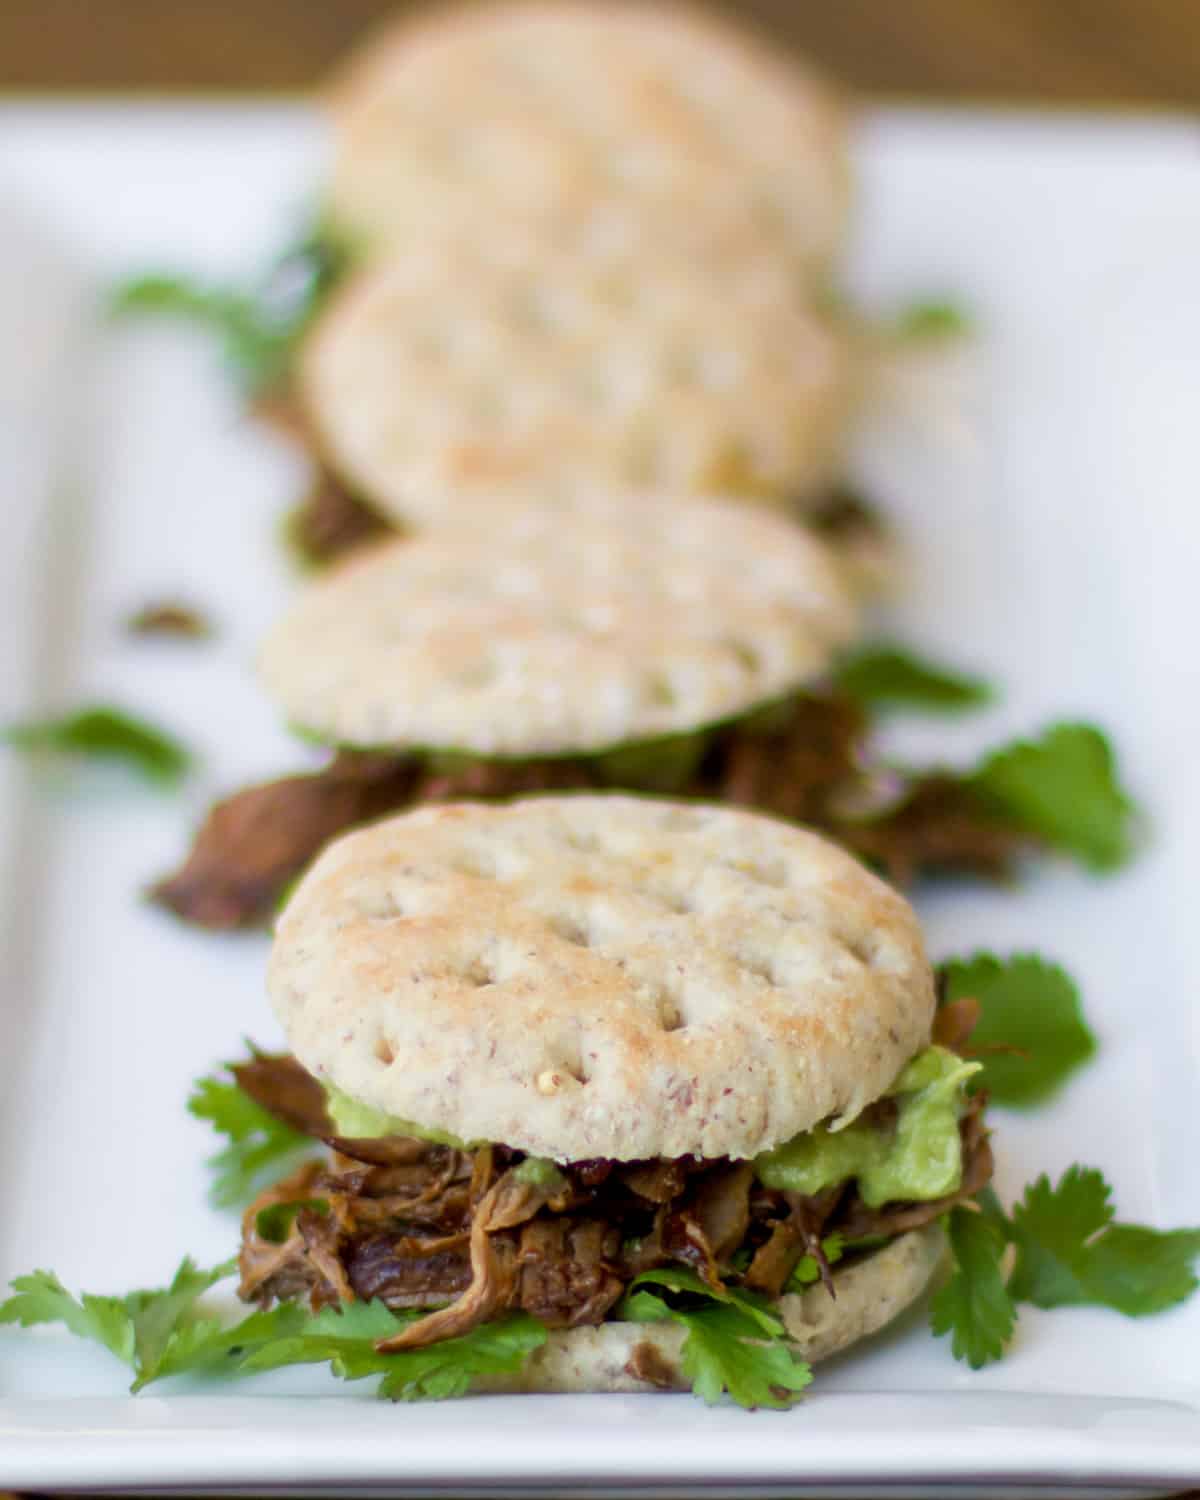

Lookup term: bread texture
[473,1225,945,1393]
[298,228,851,522]
[328,0,850,277]
[269,795,936,1161]
[258,493,859,756]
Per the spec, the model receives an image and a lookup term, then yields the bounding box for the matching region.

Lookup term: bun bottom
[474,1224,945,1395]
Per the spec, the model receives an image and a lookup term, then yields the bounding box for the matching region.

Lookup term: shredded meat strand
[288,470,393,567]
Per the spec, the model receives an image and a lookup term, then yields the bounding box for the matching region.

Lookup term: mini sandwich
[292,217,852,550]
[153,493,1023,930]
[235,794,990,1397]
[327,1,849,280]
[289,8,854,558]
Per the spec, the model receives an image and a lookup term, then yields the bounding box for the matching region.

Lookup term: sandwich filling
[237,1028,992,1354]
[153,692,1029,929]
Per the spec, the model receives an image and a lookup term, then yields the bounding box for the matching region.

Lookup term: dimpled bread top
[269,795,936,1162]
[298,222,851,524]
[328,0,849,275]
[258,492,860,755]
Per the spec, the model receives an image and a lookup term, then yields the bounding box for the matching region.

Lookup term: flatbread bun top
[298,227,851,524]
[259,492,859,756]
[269,795,936,1162]
[328,0,849,275]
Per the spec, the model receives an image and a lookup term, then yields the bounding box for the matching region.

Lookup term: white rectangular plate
[0,104,1198,1497]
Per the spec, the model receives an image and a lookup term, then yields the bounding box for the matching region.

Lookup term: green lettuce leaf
[940,952,1097,1107]
[3,706,192,787]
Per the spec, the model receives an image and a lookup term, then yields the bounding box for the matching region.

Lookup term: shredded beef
[149,752,421,929]
[231,1051,332,1137]
[836,775,1032,886]
[288,470,393,567]
[237,1057,995,1351]
[158,685,1037,932]
[125,601,213,639]
[932,995,984,1053]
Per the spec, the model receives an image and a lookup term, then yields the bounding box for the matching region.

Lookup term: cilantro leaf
[3,706,192,787]
[241,1300,546,1401]
[625,1266,784,1336]
[834,645,993,714]
[188,1062,316,1208]
[0,1258,303,1392]
[0,1270,136,1366]
[930,1189,1016,1368]
[940,953,1097,1107]
[893,299,972,341]
[624,1290,811,1409]
[111,224,351,397]
[968,722,1136,870]
[121,1257,235,1389]
[148,1301,309,1387]
[1010,1167,1200,1316]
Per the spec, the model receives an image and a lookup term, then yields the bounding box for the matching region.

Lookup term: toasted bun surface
[259,494,859,757]
[270,796,936,1161]
[328,1,849,276]
[474,1225,945,1393]
[298,229,850,523]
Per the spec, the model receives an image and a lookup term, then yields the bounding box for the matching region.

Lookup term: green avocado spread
[324,1045,979,1209]
[323,1083,475,1149]
[754,1046,981,1207]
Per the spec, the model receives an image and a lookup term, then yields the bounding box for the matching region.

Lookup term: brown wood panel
[0,0,1199,101]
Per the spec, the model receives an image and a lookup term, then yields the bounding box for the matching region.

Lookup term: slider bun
[259,493,859,757]
[270,795,935,1161]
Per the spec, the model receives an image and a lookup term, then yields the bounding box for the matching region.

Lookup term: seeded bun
[298,230,851,524]
[328,0,849,276]
[269,796,936,1162]
[259,493,859,757]
[474,1226,945,1393]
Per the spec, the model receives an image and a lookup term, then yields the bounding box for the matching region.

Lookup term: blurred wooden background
[1,0,1199,101]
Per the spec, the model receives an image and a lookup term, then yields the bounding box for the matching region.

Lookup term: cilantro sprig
[939,952,1097,1107]
[188,1059,317,1208]
[932,1170,1200,1369]
[2,705,192,788]
[111,223,351,397]
[619,1266,812,1409]
[891,299,973,342]
[1010,1168,1200,1316]
[967,722,1136,870]
[0,1264,539,1400]
[0,1258,303,1391]
[929,1189,1015,1368]
[834,645,993,714]
[242,1299,547,1401]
